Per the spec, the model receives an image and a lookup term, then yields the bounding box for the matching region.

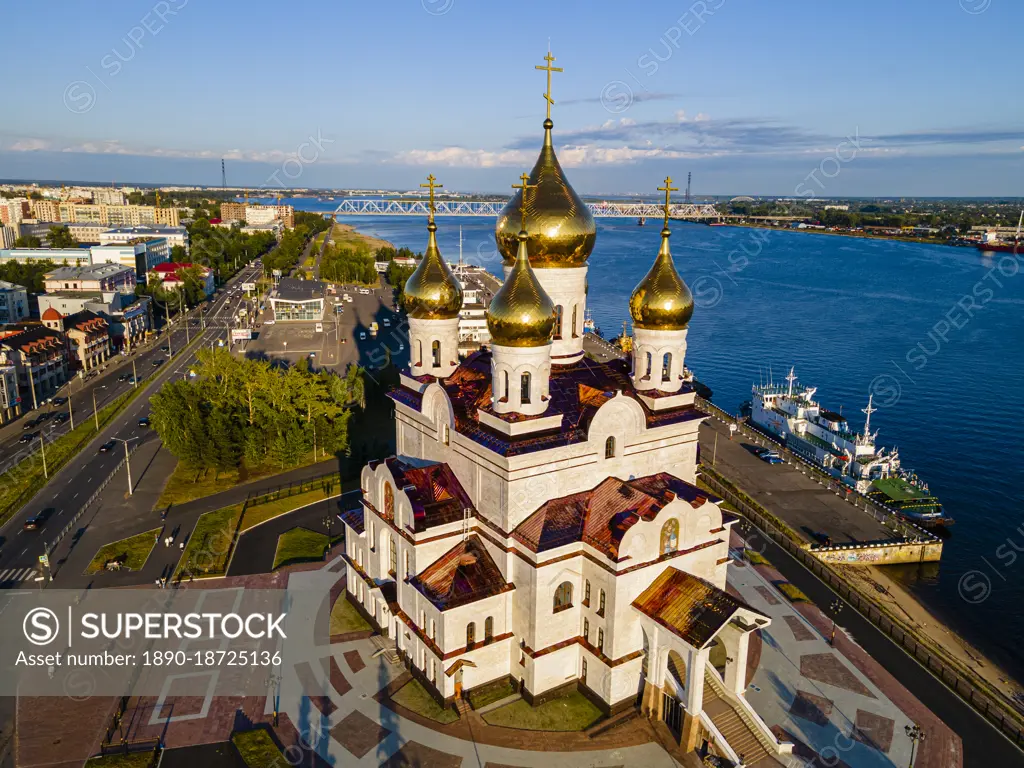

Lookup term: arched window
[660,518,679,555]
[553,305,563,340]
[662,352,672,382]
[503,370,509,400]
[584,580,591,606]
[466,622,476,648]
[431,340,441,368]
[571,304,578,338]
[598,589,606,616]
[583,617,590,642]
[384,483,394,520]
[416,339,422,367]
[553,581,573,612]
[442,423,450,446]
[389,536,397,576]
[605,436,616,459]
[404,551,410,579]
[484,616,494,642]
[645,351,653,378]
[521,372,531,404]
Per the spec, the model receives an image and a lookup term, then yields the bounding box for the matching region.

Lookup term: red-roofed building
[0,325,69,409]
[148,262,215,297]
[41,310,110,371]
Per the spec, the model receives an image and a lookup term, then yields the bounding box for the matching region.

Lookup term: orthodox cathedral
[339,53,774,755]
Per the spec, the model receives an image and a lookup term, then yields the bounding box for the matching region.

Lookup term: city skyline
[2,0,1023,195]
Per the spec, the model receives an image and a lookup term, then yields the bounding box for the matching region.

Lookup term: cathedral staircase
[701,673,785,767]
[455,696,472,718]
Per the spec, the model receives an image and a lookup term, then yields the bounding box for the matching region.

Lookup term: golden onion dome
[402,220,463,320]
[487,231,556,347]
[495,119,596,268]
[629,226,694,331]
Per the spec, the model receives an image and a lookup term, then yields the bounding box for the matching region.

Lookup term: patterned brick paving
[754,585,781,605]
[782,614,816,641]
[330,710,391,758]
[771,726,853,768]
[799,652,875,698]
[853,708,895,753]
[345,649,366,673]
[381,741,463,767]
[788,690,833,727]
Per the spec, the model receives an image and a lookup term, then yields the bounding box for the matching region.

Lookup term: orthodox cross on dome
[535,50,563,121]
[658,175,679,229]
[420,173,442,221]
[512,171,538,232]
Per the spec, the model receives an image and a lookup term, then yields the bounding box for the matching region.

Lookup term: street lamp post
[92,388,99,431]
[829,599,844,646]
[322,514,334,555]
[132,359,138,389]
[905,723,924,767]
[112,437,138,495]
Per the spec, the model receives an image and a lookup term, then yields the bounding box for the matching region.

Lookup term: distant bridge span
[333,198,721,220]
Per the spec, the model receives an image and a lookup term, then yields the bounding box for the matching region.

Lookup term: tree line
[149,349,365,472]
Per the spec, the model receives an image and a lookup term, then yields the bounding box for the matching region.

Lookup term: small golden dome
[495,120,596,268]
[402,221,463,320]
[629,227,694,331]
[487,232,556,347]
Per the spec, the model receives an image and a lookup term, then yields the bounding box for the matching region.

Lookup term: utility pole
[27,364,38,411]
[182,291,190,345]
[68,392,74,430]
[38,433,48,478]
[132,359,138,389]
[113,437,137,494]
[92,388,99,431]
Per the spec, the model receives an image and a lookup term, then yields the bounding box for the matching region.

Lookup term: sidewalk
[728,547,961,768]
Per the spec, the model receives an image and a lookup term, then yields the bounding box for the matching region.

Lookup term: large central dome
[495,119,596,269]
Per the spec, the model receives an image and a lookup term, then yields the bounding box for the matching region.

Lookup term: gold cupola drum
[629,177,694,393]
[404,174,464,378]
[495,51,594,365]
[487,173,556,416]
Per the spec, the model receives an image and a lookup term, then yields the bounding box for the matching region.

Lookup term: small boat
[975,209,1022,254]
[582,309,600,336]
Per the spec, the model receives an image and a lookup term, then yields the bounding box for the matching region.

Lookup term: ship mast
[862,393,877,436]
[1016,209,1023,241]
[786,366,796,397]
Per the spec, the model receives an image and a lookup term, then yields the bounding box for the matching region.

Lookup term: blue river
[285,198,1024,681]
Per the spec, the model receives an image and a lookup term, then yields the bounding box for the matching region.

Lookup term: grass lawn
[391,679,459,724]
[154,451,324,510]
[272,527,331,570]
[482,691,602,731]
[468,678,518,710]
[239,478,347,532]
[231,729,284,768]
[174,504,244,579]
[330,593,371,635]
[84,752,154,767]
[745,550,772,567]
[86,528,161,574]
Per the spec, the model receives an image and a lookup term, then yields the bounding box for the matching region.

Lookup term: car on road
[52,397,67,406]
[160,345,169,352]
[99,440,117,453]
[358,332,367,340]
[152,358,163,367]
[753,446,784,464]
[23,509,53,531]
[19,432,38,443]
[138,417,150,427]
[22,418,37,430]
[382,318,391,327]
[53,412,69,424]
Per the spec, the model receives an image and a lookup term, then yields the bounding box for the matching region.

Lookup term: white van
[315,323,324,333]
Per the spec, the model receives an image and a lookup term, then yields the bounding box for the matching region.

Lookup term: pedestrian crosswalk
[0,567,39,584]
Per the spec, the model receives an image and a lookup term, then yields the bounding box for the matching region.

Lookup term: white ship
[750,368,950,528]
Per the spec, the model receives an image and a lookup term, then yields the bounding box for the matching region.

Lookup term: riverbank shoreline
[329,222,394,252]
[712,220,960,247]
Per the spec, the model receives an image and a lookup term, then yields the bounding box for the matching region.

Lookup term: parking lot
[237,281,409,372]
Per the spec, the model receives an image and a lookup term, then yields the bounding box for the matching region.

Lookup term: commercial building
[0,281,30,325]
[30,199,60,221]
[241,222,283,238]
[57,203,182,227]
[43,263,137,295]
[21,221,109,244]
[268,278,326,322]
[40,310,111,371]
[100,225,189,254]
[0,326,69,409]
[221,202,295,228]
[36,292,151,350]
[0,364,21,425]
[149,262,215,297]
[0,248,94,266]
[90,239,169,281]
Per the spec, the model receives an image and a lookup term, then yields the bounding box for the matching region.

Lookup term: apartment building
[0,281,30,325]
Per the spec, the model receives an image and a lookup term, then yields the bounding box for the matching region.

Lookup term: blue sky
[2,0,1022,195]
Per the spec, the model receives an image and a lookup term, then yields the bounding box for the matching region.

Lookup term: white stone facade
[408,316,460,379]
[632,326,689,393]
[505,264,587,365]
[489,343,552,417]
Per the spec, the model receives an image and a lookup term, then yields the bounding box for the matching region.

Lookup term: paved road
[0,263,263,588]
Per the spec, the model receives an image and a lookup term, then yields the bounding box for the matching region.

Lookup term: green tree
[13,235,42,248]
[46,225,77,248]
